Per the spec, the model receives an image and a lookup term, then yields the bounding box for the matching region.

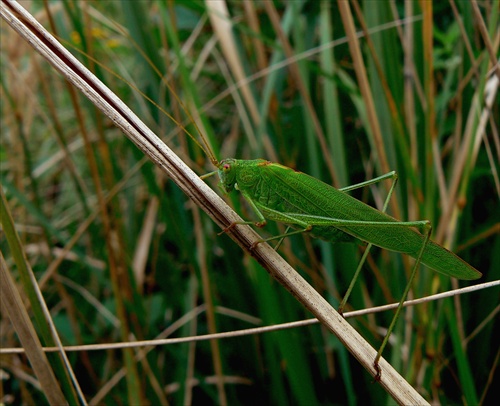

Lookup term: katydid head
[217,158,238,194]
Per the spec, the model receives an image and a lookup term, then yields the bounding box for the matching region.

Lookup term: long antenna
[125,33,220,166]
[59,33,220,167]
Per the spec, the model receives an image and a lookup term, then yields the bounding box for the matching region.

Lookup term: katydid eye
[224,164,230,171]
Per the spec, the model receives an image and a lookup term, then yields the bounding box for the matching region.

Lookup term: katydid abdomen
[217,158,481,281]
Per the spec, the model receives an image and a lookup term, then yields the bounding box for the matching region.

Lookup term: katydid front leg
[221,187,313,249]
[219,187,269,236]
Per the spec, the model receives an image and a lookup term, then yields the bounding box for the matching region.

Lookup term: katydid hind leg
[274,226,292,250]
[339,171,398,193]
[251,224,313,249]
[373,221,432,380]
[338,172,398,315]
[338,243,373,315]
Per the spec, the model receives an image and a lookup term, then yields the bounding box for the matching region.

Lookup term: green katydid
[197,154,481,377]
[210,158,480,282]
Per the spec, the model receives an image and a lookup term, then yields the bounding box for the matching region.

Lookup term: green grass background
[1,1,499,405]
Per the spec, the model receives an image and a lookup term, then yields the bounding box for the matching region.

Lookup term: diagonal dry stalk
[0,0,429,404]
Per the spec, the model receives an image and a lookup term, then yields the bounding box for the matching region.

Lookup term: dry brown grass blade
[0,253,67,405]
[193,206,227,406]
[132,196,159,290]
[337,1,391,178]
[205,0,260,150]
[1,1,429,404]
[0,181,84,404]
[470,0,500,80]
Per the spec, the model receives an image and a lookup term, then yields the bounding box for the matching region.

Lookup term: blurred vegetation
[1,0,499,405]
